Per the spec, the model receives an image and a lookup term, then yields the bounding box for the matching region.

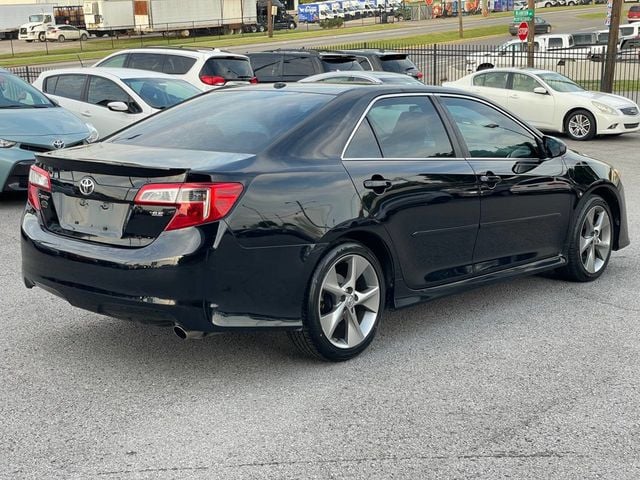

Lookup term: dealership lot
[1,132,639,478]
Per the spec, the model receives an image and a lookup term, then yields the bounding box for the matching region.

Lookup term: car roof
[255,49,357,58]
[39,67,179,80]
[299,71,421,84]
[101,47,248,60]
[230,82,464,96]
[471,67,554,75]
[334,49,408,57]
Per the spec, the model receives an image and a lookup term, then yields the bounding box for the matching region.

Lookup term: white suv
[94,47,256,90]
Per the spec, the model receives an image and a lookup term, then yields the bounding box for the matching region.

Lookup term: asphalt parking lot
[1,132,639,479]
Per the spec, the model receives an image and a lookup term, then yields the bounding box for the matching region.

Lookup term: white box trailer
[83,0,135,36]
[135,0,258,35]
[1,3,56,39]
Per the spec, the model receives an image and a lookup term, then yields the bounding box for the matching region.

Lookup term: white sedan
[45,25,90,42]
[33,68,201,138]
[443,68,640,140]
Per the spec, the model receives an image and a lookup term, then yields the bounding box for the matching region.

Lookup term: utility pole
[602,0,622,92]
[267,0,273,38]
[527,0,535,67]
[458,0,463,38]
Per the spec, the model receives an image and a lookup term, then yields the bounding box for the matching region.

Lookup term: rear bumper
[21,210,212,331]
[21,210,312,332]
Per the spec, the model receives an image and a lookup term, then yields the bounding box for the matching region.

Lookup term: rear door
[469,71,511,109]
[41,73,89,120]
[341,94,480,289]
[438,95,573,274]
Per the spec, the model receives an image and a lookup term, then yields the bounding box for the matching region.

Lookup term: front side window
[547,37,563,49]
[87,76,137,111]
[123,78,200,109]
[439,96,540,159]
[364,96,454,159]
[511,73,541,92]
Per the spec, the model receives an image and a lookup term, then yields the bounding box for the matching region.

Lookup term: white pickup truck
[466,34,594,72]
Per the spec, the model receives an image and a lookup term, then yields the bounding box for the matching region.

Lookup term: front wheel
[38,32,45,42]
[558,196,613,282]
[80,33,88,41]
[58,35,65,42]
[288,242,385,361]
[565,109,596,140]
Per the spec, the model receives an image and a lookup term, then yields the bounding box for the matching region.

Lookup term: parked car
[94,47,256,90]
[0,68,97,193]
[299,71,424,85]
[332,49,424,80]
[22,83,629,360]
[45,24,89,42]
[247,50,363,82]
[509,16,552,36]
[444,68,640,140]
[629,5,640,22]
[33,68,201,138]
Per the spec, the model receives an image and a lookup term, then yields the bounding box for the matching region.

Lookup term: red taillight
[250,76,258,84]
[200,75,226,86]
[134,182,243,231]
[27,165,51,210]
[416,71,424,80]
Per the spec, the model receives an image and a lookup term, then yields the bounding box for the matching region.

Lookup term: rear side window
[45,74,86,100]
[366,97,454,159]
[356,56,373,70]
[98,54,127,68]
[128,53,165,72]
[111,90,333,154]
[378,55,416,74]
[344,119,382,158]
[321,58,363,72]
[473,72,508,89]
[162,55,196,74]
[200,57,254,80]
[547,37,564,49]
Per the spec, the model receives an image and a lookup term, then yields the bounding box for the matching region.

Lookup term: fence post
[431,43,437,86]
[25,65,30,83]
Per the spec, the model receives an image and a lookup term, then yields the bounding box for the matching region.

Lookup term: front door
[507,72,556,130]
[438,95,573,275]
[341,95,480,289]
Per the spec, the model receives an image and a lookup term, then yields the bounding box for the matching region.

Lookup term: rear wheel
[58,35,65,42]
[558,196,613,282]
[564,109,596,140]
[288,242,385,361]
[80,33,88,41]
[546,25,551,33]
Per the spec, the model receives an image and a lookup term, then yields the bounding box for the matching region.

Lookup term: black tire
[558,196,613,282]
[545,2,552,6]
[80,33,88,41]
[288,242,385,361]
[58,35,65,42]
[564,109,597,140]
[477,63,494,71]
[258,24,266,32]
[288,22,297,29]
[38,32,46,42]
[546,25,551,33]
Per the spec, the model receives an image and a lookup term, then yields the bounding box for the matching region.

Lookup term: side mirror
[543,135,567,158]
[107,101,129,112]
[533,86,548,95]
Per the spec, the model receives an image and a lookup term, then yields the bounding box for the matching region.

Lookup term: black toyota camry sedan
[22,84,629,361]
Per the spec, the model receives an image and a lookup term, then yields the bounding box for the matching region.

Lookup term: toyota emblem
[79,177,95,196]
[52,139,65,149]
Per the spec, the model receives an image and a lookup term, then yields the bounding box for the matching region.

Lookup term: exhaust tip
[173,326,188,340]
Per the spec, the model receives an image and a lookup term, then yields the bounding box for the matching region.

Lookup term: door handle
[509,94,519,99]
[363,177,392,193]
[480,174,502,184]
[81,111,91,117]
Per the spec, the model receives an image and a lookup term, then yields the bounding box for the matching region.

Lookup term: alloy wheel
[568,114,592,139]
[580,205,611,274]
[318,254,381,349]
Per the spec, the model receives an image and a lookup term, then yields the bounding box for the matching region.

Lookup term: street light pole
[458,0,463,38]
[527,0,535,67]
[267,0,273,38]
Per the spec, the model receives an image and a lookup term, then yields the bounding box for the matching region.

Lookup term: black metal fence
[320,42,640,103]
[8,42,640,103]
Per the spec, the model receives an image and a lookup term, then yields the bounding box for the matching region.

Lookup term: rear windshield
[631,6,640,11]
[110,90,333,153]
[200,57,254,80]
[321,58,363,72]
[379,56,417,74]
[123,78,201,109]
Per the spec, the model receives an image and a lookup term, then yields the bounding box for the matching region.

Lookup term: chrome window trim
[341,92,541,161]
